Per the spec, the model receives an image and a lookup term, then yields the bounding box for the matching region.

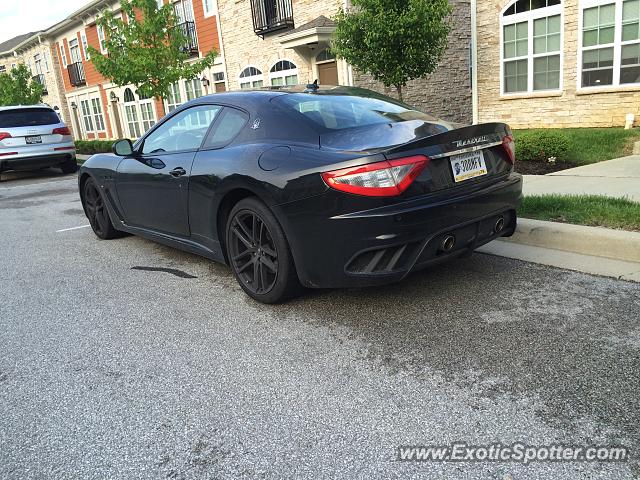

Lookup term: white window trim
[578,0,640,91]
[59,44,68,68]
[499,2,564,96]
[268,59,299,86]
[239,65,264,89]
[202,0,216,18]
[97,25,108,54]
[90,97,106,133]
[81,32,90,61]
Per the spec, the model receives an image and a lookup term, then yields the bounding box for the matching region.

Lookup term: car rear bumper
[277,172,523,289]
[0,150,75,172]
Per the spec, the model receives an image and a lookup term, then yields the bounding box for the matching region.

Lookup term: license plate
[450,150,487,183]
[25,135,42,144]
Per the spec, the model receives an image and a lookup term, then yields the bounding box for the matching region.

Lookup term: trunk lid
[320,121,513,198]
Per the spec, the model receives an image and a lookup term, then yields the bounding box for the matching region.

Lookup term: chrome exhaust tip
[440,234,456,252]
[494,216,505,234]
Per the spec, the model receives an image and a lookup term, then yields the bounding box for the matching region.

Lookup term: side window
[203,108,249,148]
[142,105,221,154]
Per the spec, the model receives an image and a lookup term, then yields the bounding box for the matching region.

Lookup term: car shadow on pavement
[277,254,640,465]
[0,168,74,184]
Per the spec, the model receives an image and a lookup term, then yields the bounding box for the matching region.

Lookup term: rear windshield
[0,108,60,128]
[274,93,439,131]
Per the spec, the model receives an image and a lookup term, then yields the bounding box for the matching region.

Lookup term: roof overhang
[279,26,335,50]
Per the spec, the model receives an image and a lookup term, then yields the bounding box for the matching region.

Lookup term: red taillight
[502,135,515,164]
[54,146,75,151]
[0,132,12,141]
[52,127,71,136]
[321,155,429,197]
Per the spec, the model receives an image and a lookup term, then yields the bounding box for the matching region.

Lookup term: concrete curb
[503,218,640,263]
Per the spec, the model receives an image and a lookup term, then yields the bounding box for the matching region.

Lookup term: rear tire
[226,197,301,304]
[61,157,78,174]
[82,177,121,240]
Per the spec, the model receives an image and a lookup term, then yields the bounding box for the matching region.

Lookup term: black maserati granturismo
[79,85,522,303]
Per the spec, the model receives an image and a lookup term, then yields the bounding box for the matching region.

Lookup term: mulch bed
[514,161,576,175]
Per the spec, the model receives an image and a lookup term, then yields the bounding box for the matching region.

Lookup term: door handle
[170,167,187,178]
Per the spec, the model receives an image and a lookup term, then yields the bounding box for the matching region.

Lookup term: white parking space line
[56,225,91,233]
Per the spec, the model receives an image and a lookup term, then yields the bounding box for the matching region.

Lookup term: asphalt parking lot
[1,170,639,479]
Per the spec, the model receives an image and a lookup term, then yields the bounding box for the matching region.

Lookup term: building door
[316,49,338,85]
[318,62,338,85]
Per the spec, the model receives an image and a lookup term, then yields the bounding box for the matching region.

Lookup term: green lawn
[513,128,640,165]
[518,195,640,231]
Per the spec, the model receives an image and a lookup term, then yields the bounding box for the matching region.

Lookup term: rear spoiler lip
[383,122,511,160]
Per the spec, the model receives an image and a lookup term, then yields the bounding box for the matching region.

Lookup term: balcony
[67,62,86,87]
[32,74,48,95]
[250,0,294,37]
[177,21,199,56]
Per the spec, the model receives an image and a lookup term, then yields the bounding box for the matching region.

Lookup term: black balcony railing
[32,73,47,94]
[177,21,199,55]
[67,62,86,87]
[250,0,294,36]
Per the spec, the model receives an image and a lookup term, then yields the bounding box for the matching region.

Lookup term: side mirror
[112,139,135,157]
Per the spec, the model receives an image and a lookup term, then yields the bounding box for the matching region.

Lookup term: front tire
[82,177,120,240]
[226,197,301,304]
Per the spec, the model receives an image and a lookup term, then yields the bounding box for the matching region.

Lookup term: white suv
[0,105,77,175]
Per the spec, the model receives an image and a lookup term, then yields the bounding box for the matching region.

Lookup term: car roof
[0,104,55,112]
[189,85,378,107]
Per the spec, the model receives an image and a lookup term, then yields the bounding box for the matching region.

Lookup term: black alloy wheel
[83,178,120,239]
[226,198,300,303]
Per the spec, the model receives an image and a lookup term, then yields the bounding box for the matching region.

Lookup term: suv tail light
[52,127,71,136]
[502,135,515,164]
[0,132,12,141]
[321,155,429,197]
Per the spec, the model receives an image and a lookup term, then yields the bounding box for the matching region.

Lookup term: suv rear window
[274,93,439,131]
[0,108,60,128]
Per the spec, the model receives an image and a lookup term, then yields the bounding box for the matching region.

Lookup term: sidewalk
[522,155,640,202]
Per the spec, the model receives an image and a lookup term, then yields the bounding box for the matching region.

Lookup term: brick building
[41,0,225,140]
[215,0,474,123]
[474,0,640,128]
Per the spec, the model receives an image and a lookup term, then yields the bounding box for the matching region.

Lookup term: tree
[332,0,452,101]
[0,64,44,106]
[88,0,215,107]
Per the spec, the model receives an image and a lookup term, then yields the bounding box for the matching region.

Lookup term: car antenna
[304,79,319,93]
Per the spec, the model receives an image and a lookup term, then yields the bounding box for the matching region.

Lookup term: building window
[501,0,563,94]
[0,66,6,73]
[581,0,640,87]
[80,99,94,132]
[184,78,203,100]
[140,102,156,131]
[124,88,142,138]
[239,66,264,89]
[157,0,164,8]
[269,60,298,86]
[202,0,215,17]
[81,32,90,60]
[44,51,50,72]
[91,98,106,131]
[166,82,182,112]
[250,0,294,36]
[59,44,68,67]
[97,25,107,53]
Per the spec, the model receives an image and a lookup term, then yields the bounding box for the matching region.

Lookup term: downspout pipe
[471,0,479,124]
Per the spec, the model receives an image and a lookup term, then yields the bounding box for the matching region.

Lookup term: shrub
[74,140,118,155]
[514,130,571,163]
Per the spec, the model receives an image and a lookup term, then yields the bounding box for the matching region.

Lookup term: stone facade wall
[353,0,473,124]
[477,0,640,128]
[217,0,343,91]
